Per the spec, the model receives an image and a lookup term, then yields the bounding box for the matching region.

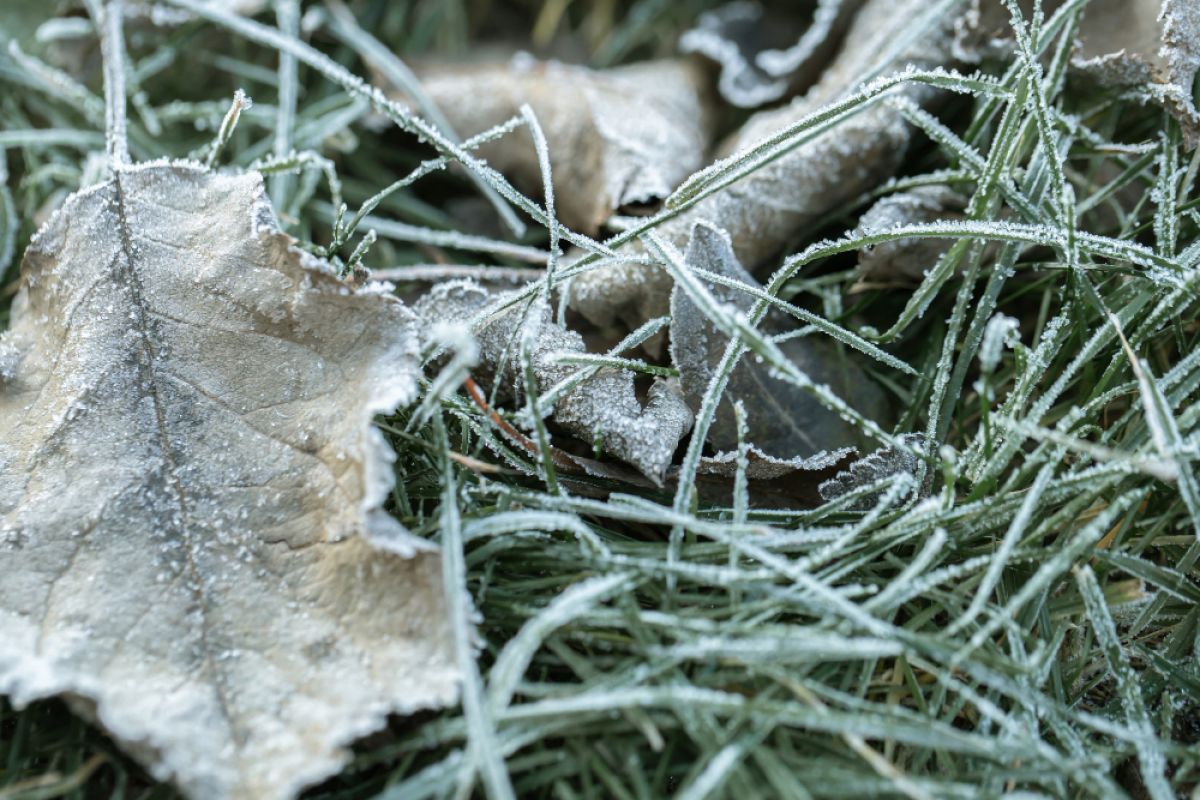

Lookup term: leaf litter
[569,0,972,331]
[4,0,1200,797]
[415,280,692,484]
[679,0,864,108]
[670,221,887,459]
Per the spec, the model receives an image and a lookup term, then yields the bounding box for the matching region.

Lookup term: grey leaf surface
[670,222,887,459]
[570,0,967,333]
[0,163,458,800]
[415,280,692,483]
[854,185,967,283]
[402,57,715,234]
[680,0,864,108]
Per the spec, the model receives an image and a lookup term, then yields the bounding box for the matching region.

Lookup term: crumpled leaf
[670,222,887,459]
[855,185,967,282]
[570,0,966,333]
[680,0,865,108]
[818,434,927,509]
[0,163,458,800]
[1070,0,1200,148]
[399,57,715,234]
[415,280,692,483]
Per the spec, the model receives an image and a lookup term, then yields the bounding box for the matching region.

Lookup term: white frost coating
[0,336,18,381]
[698,444,855,480]
[819,433,927,509]
[0,163,457,800]
[979,313,1020,374]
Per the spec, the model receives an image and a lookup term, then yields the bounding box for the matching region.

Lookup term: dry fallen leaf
[680,0,865,108]
[415,280,692,483]
[670,222,887,459]
[570,0,966,333]
[0,163,458,800]
[969,0,1200,146]
[402,57,716,234]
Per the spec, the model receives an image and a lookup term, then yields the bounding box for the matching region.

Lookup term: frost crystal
[979,313,1020,374]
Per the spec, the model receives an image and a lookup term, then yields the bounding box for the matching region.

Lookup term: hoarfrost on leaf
[819,433,928,509]
[0,163,458,800]
[1068,0,1200,148]
[854,184,967,282]
[679,0,864,108]
[415,280,692,484]
[698,444,855,480]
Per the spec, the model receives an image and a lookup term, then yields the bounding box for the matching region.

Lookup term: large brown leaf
[0,164,458,800]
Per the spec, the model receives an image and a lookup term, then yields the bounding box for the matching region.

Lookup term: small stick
[462,377,580,473]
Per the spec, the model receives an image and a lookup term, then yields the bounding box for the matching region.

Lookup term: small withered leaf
[570,0,965,331]
[415,280,692,484]
[670,222,888,459]
[399,57,716,234]
[0,164,458,800]
[680,0,865,108]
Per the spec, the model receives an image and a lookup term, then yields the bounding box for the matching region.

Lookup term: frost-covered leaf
[0,163,458,800]
[855,185,967,282]
[1070,0,1200,147]
[679,0,864,108]
[397,57,715,234]
[818,433,927,509]
[415,280,692,483]
[670,222,887,459]
[571,0,965,330]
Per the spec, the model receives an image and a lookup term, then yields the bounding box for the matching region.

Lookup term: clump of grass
[3,0,1200,798]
